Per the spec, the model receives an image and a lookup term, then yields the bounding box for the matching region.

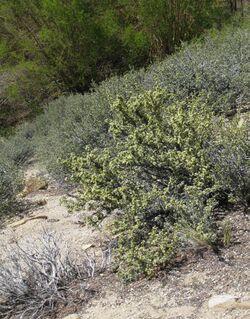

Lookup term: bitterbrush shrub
[63,89,249,280]
[209,113,250,209]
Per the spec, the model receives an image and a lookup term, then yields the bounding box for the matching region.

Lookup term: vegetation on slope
[33,21,250,179]
[0,12,249,281]
[0,0,244,130]
[0,158,21,217]
[64,89,249,280]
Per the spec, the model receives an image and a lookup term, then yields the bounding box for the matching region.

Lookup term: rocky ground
[0,164,249,319]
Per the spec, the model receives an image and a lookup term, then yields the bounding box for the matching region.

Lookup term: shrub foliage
[64,89,249,280]
[0,157,21,216]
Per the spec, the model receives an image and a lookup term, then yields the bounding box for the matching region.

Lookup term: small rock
[208,294,238,309]
[19,176,48,197]
[62,314,80,319]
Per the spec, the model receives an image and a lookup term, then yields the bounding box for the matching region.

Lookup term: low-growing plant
[0,121,36,218]
[64,89,249,280]
[0,230,110,319]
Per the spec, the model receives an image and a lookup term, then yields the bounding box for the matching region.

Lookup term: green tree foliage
[64,89,249,280]
[0,0,240,127]
[123,0,232,55]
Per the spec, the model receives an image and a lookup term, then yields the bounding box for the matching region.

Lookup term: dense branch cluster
[0,230,112,319]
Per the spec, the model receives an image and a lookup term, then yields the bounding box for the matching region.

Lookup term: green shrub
[222,219,232,247]
[209,114,250,208]
[1,122,35,166]
[0,155,22,216]
[64,89,249,280]
[33,93,110,180]
[0,64,57,130]
[0,123,33,216]
[0,0,237,94]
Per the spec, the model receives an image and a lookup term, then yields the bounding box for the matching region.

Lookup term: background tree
[0,0,245,132]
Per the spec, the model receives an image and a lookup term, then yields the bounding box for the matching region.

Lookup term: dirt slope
[0,164,249,319]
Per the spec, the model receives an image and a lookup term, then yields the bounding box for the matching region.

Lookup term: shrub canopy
[64,89,249,280]
[0,156,22,216]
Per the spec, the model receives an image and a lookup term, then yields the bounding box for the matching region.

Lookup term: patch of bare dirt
[0,164,104,256]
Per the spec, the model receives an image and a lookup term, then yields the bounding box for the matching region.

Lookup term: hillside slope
[0,164,249,319]
[0,17,249,319]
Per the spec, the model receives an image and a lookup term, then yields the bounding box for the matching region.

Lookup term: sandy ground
[0,165,249,319]
[0,165,103,256]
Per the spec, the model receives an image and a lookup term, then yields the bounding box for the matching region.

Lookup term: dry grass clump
[0,230,111,319]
